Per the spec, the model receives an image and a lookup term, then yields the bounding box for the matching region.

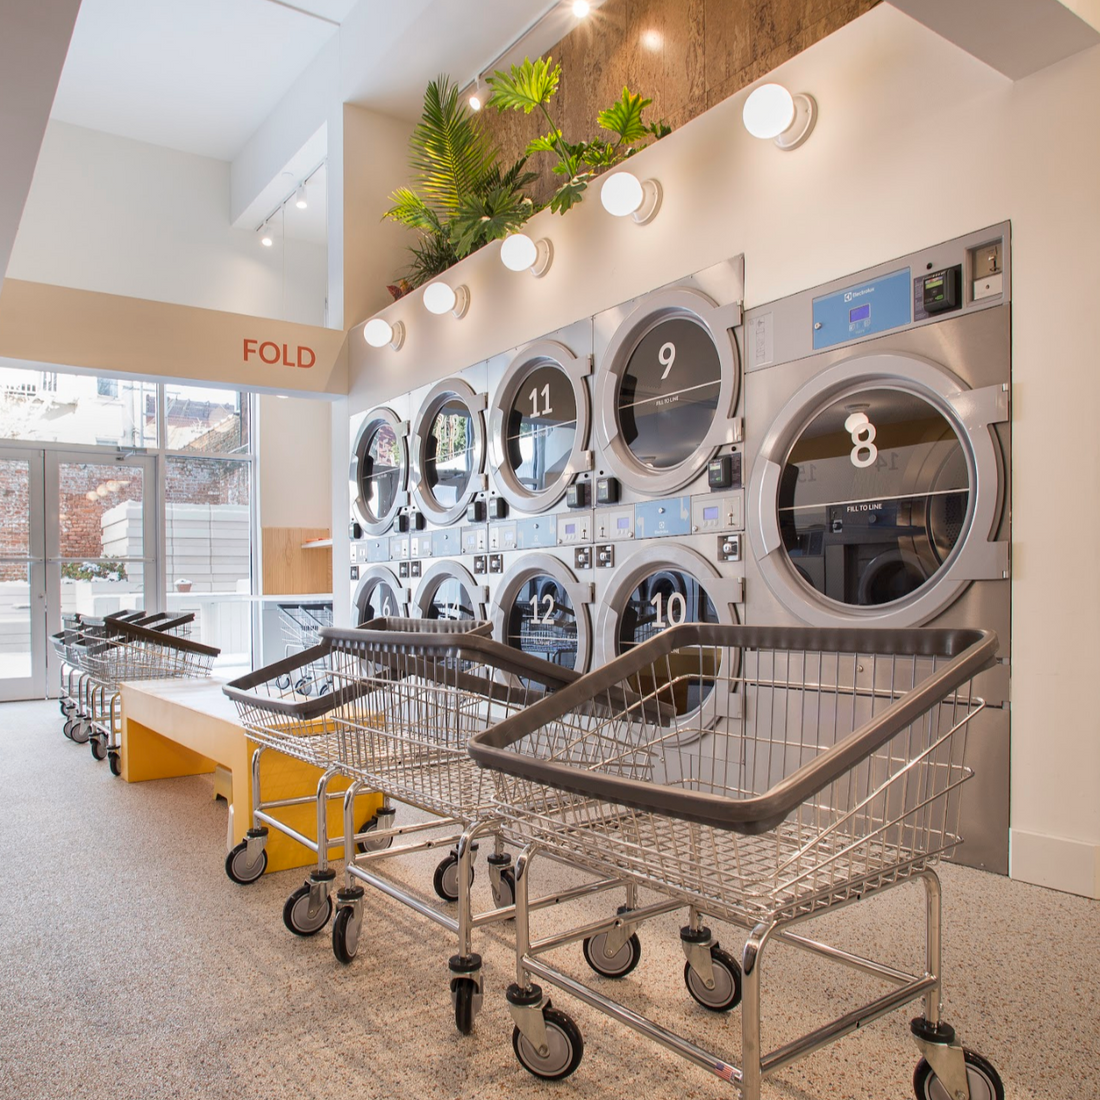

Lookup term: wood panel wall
[261,528,332,596]
[480,0,879,206]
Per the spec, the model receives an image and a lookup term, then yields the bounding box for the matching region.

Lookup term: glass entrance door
[0,449,47,701]
[0,447,156,701]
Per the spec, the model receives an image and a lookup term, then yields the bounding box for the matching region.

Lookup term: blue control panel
[812,267,912,350]
[432,528,461,558]
[516,515,558,549]
[635,496,691,539]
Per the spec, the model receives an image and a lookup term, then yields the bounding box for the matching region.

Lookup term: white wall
[258,394,333,530]
[7,121,327,325]
[347,6,1100,897]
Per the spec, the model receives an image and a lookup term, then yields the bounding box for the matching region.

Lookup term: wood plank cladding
[479,0,879,206]
[261,528,332,596]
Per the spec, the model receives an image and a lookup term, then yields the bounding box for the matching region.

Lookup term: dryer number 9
[843,412,878,468]
[650,591,687,629]
[658,341,676,381]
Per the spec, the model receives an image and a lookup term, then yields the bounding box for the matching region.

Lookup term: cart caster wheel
[583,931,642,978]
[225,840,267,884]
[512,1007,584,1080]
[433,854,474,902]
[60,699,76,717]
[684,945,742,1012]
[295,677,313,697]
[491,867,516,911]
[913,1049,1004,1100]
[70,719,91,745]
[275,673,291,690]
[283,883,332,937]
[318,680,332,696]
[356,813,394,853]
[107,751,122,777]
[62,718,75,740]
[332,906,361,964]
[451,976,479,1035]
[90,734,108,761]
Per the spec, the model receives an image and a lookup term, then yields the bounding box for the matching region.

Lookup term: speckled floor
[0,699,1096,1099]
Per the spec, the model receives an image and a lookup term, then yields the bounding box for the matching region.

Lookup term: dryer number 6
[844,412,878,468]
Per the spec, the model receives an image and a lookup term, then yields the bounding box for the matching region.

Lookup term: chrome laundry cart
[223,618,627,1035]
[68,614,217,772]
[274,601,335,695]
[469,623,1004,1100]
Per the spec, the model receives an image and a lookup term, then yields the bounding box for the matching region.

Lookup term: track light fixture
[259,222,274,247]
[363,318,406,350]
[468,80,483,111]
[295,184,308,209]
[573,1,591,16]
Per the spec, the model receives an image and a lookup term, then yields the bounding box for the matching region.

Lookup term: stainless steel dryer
[484,320,597,667]
[588,257,747,670]
[349,404,411,623]
[743,225,1012,872]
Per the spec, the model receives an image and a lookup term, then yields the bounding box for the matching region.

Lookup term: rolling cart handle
[468,623,1000,836]
[109,617,221,657]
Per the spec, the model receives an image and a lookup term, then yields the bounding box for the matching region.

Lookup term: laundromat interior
[1,1,1098,1098]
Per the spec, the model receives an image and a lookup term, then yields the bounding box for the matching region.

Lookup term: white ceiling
[51,0,357,161]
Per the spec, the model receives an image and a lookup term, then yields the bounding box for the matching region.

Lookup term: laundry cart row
[223,616,1004,1100]
[53,609,219,773]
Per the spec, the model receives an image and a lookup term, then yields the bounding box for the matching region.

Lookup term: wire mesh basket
[70,618,218,687]
[470,623,998,923]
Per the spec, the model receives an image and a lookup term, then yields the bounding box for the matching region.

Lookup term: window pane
[0,457,31,558]
[0,563,32,679]
[59,461,145,559]
[164,384,250,453]
[165,456,251,671]
[60,562,144,621]
[0,369,156,447]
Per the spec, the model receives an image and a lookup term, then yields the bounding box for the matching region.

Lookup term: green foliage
[61,560,127,582]
[486,57,561,114]
[488,59,671,216]
[384,76,536,288]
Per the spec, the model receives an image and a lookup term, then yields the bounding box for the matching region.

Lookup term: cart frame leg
[740,920,777,1100]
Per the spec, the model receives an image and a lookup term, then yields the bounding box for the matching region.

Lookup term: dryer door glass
[360,424,403,523]
[617,317,721,470]
[618,570,719,714]
[358,580,401,624]
[506,575,578,669]
[425,577,476,621]
[506,364,577,494]
[778,389,970,606]
[425,399,474,508]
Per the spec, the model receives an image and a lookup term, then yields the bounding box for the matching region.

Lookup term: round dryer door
[350,407,407,535]
[414,562,488,623]
[488,341,591,513]
[491,554,592,671]
[595,546,740,728]
[352,567,406,625]
[595,287,740,495]
[750,354,1006,627]
[410,378,486,526]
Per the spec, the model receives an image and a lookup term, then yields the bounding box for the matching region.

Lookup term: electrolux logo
[243,339,315,368]
[843,285,875,304]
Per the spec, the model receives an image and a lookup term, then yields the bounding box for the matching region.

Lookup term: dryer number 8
[844,412,878,469]
[650,591,687,629]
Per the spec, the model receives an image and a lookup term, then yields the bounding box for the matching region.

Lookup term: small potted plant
[175,578,192,593]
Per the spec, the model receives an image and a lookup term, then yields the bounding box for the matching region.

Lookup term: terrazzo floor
[0,699,1096,1099]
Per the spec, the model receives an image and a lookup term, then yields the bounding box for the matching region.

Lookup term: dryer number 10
[650,591,688,629]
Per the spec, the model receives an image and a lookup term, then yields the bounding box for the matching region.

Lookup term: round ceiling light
[500,233,553,276]
[599,171,661,224]
[743,84,795,139]
[363,318,405,350]
[423,282,469,318]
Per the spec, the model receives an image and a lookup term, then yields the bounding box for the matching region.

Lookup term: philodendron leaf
[451,189,534,256]
[487,57,561,114]
[598,87,653,144]
[549,176,590,215]
[647,119,672,140]
[527,130,563,155]
[384,187,440,232]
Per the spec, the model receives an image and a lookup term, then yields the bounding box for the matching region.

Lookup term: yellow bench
[120,677,381,873]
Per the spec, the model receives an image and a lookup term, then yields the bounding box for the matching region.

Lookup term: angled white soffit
[0,0,82,288]
[887,0,1100,79]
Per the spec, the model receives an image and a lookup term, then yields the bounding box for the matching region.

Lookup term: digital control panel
[595,507,635,542]
[488,522,518,552]
[461,526,488,554]
[557,512,593,546]
[635,496,692,539]
[812,267,912,350]
[692,492,743,533]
